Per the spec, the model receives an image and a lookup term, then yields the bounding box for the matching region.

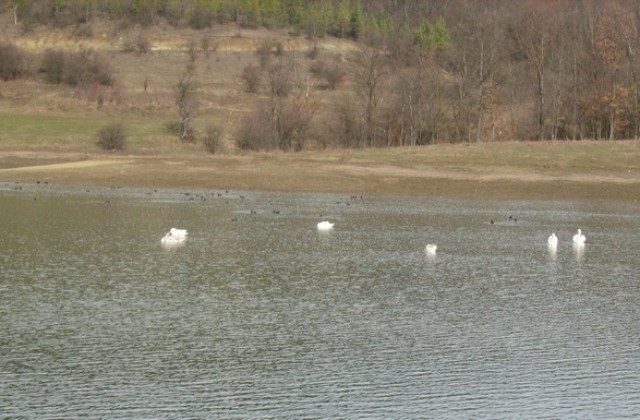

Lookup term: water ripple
[1,190,639,418]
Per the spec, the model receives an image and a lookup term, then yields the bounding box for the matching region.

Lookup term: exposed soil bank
[1,150,639,202]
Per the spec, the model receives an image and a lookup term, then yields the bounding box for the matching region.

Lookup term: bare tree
[175,75,199,141]
[593,4,633,140]
[277,98,317,151]
[327,92,363,148]
[508,3,561,140]
[623,1,640,139]
[349,45,388,147]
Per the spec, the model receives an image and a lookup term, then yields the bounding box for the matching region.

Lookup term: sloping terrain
[2,12,640,200]
[2,12,355,151]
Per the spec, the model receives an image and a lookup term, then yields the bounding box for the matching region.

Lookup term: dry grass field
[1,12,640,201]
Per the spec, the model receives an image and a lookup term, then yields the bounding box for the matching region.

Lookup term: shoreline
[1,150,639,202]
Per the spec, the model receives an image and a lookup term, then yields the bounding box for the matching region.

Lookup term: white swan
[425,244,437,255]
[317,221,335,231]
[572,228,586,246]
[161,228,188,245]
[547,232,558,249]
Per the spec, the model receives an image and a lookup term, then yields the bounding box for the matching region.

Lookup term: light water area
[1,185,639,418]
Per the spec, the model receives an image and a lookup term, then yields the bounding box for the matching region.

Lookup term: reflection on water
[1,184,639,418]
[574,243,586,264]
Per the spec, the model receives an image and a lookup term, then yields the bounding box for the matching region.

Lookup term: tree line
[4,0,640,149]
[9,0,372,38]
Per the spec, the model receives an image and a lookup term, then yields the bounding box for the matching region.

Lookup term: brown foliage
[0,43,29,80]
[40,49,114,87]
[97,123,126,151]
[204,124,223,154]
[267,62,293,98]
[310,57,346,90]
[10,0,640,148]
[241,64,262,93]
[277,98,317,151]
[236,106,273,150]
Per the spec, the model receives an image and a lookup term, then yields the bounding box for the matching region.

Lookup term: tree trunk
[476,42,484,143]
[609,79,616,140]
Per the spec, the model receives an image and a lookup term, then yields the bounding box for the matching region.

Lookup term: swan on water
[317,221,335,231]
[547,232,558,249]
[425,244,437,255]
[572,228,586,246]
[161,228,188,245]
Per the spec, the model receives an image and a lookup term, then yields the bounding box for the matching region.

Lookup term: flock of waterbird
[162,220,439,255]
[9,181,589,255]
[162,220,587,256]
[160,221,335,246]
[422,229,585,257]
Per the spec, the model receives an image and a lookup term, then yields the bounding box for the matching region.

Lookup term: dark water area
[1,185,639,418]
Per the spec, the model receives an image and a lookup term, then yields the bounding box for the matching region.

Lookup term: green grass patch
[0,113,102,151]
[0,113,179,153]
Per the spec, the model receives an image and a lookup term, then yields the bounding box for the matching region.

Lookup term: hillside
[1,10,359,153]
[1,9,640,201]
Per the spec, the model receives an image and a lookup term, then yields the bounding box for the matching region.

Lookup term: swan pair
[548,229,586,249]
[161,228,188,245]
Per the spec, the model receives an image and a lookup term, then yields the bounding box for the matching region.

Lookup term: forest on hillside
[3,0,640,149]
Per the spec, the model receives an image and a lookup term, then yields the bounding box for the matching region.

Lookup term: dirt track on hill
[1,151,639,202]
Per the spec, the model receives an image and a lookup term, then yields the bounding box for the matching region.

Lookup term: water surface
[1,185,639,418]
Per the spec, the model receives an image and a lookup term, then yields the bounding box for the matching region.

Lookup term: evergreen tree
[413,17,452,52]
[335,0,351,38]
[283,0,304,29]
[349,1,363,40]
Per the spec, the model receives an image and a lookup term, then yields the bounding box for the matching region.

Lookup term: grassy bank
[1,112,639,202]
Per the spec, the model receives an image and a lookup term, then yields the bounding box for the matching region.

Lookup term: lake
[1,184,639,419]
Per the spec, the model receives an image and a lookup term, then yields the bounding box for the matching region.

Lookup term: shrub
[65,49,113,86]
[0,43,28,80]
[121,32,151,54]
[41,49,67,84]
[97,123,126,151]
[136,34,152,54]
[236,107,273,150]
[310,57,346,89]
[256,40,274,69]
[41,48,114,86]
[189,8,215,29]
[277,99,316,151]
[306,42,319,60]
[204,125,223,154]
[241,64,262,93]
[52,11,76,28]
[16,1,52,25]
[267,62,292,97]
[72,23,93,38]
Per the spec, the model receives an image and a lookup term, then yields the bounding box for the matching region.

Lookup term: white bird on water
[572,228,586,246]
[547,232,558,249]
[425,244,437,255]
[317,221,335,231]
[161,228,188,245]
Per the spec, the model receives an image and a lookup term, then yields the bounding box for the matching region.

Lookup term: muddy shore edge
[2,151,639,202]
